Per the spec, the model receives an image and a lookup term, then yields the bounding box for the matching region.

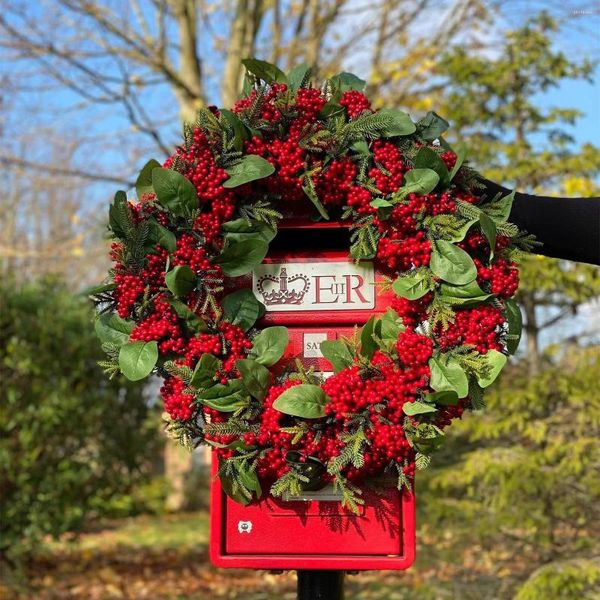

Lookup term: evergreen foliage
[0,279,159,564]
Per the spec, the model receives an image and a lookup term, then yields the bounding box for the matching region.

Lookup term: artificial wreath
[92,59,534,511]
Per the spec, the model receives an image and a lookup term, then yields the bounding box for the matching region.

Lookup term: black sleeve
[477,178,600,266]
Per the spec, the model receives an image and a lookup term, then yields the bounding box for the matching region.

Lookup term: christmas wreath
[92,59,533,511]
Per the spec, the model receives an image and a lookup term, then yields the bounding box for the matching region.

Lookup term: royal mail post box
[210,221,416,570]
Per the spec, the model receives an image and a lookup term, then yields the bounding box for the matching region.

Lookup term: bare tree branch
[0,156,135,186]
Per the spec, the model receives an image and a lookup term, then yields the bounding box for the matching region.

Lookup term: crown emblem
[257,268,310,305]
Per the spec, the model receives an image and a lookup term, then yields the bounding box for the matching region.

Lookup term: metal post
[297,570,345,600]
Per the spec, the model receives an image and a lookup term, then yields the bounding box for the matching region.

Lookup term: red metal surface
[210,224,415,571]
[209,459,416,570]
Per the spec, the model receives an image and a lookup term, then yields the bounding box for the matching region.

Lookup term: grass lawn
[1,510,521,600]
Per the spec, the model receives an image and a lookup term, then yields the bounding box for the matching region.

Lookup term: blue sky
[1,1,598,204]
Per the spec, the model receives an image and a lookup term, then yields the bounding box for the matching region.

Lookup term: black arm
[478,178,600,266]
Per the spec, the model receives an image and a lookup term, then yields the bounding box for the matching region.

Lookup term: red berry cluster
[476,258,519,297]
[396,330,434,367]
[369,141,406,194]
[339,91,371,119]
[437,305,506,353]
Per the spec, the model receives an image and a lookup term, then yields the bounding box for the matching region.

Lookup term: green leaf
[392,268,433,300]
[318,101,344,119]
[218,459,252,505]
[221,218,276,243]
[236,359,271,400]
[449,143,467,180]
[273,384,329,419]
[167,299,207,332]
[221,289,263,332]
[379,308,405,348]
[397,168,440,198]
[136,159,161,198]
[417,111,449,141]
[504,298,523,355]
[148,218,176,252]
[220,109,249,152]
[412,422,445,452]
[330,72,366,92]
[360,317,378,359]
[479,212,497,260]
[430,240,477,285]
[427,390,460,405]
[108,191,130,239]
[85,282,116,296]
[414,147,450,189]
[223,155,276,188]
[377,108,417,137]
[118,341,158,381]
[198,380,247,412]
[302,182,329,220]
[95,313,134,346]
[320,340,354,373]
[238,464,262,499]
[351,139,370,154]
[476,350,507,388]
[370,198,394,208]
[288,63,311,90]
[165,265,197,297]
[403,401,438,416]
[216,238,269,277]
[152,168,199,216]
[190,353,221,389]
[242,58,288,84]
[439,280,494,306]
[248,326,289,366]
[484,190,514,224]
[429,355,469,397]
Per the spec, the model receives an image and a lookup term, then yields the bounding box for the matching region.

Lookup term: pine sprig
[244,89,266,128]
[394,461,413,492]
[280,424,310,444]
[239,200,282,230]
[163,361,193,384]
[426,213,474,241]
[429,296,456,330]
[204,420,258,437]
[328,427,367,474]
[332,474,365,514]
[468,381,486,410]
[455,198,483,220]
[271,470,309,498]
[415,452,431,470]
[446,345,492,379]
[350,215,379,260]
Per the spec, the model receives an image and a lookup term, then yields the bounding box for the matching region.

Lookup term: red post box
[210,221,416,571]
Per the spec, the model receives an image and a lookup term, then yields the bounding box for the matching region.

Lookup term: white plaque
[303,333,328,357]
[253,261,375,312]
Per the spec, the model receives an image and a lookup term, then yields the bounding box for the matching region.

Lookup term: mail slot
[210,221,416,571]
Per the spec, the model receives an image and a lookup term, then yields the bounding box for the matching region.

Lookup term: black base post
[297,570,345,600]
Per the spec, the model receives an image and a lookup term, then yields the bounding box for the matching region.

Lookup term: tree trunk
[164,440,193,511]
[172,0,204,122]
[221,0,264,108]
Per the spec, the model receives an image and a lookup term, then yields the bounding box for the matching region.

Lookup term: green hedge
[0,279,161,563]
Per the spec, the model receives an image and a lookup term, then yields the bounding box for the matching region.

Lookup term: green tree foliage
[421,346,600,597]
[0,279,160,564]
[515,558,600,600]
[436,13,600,374]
